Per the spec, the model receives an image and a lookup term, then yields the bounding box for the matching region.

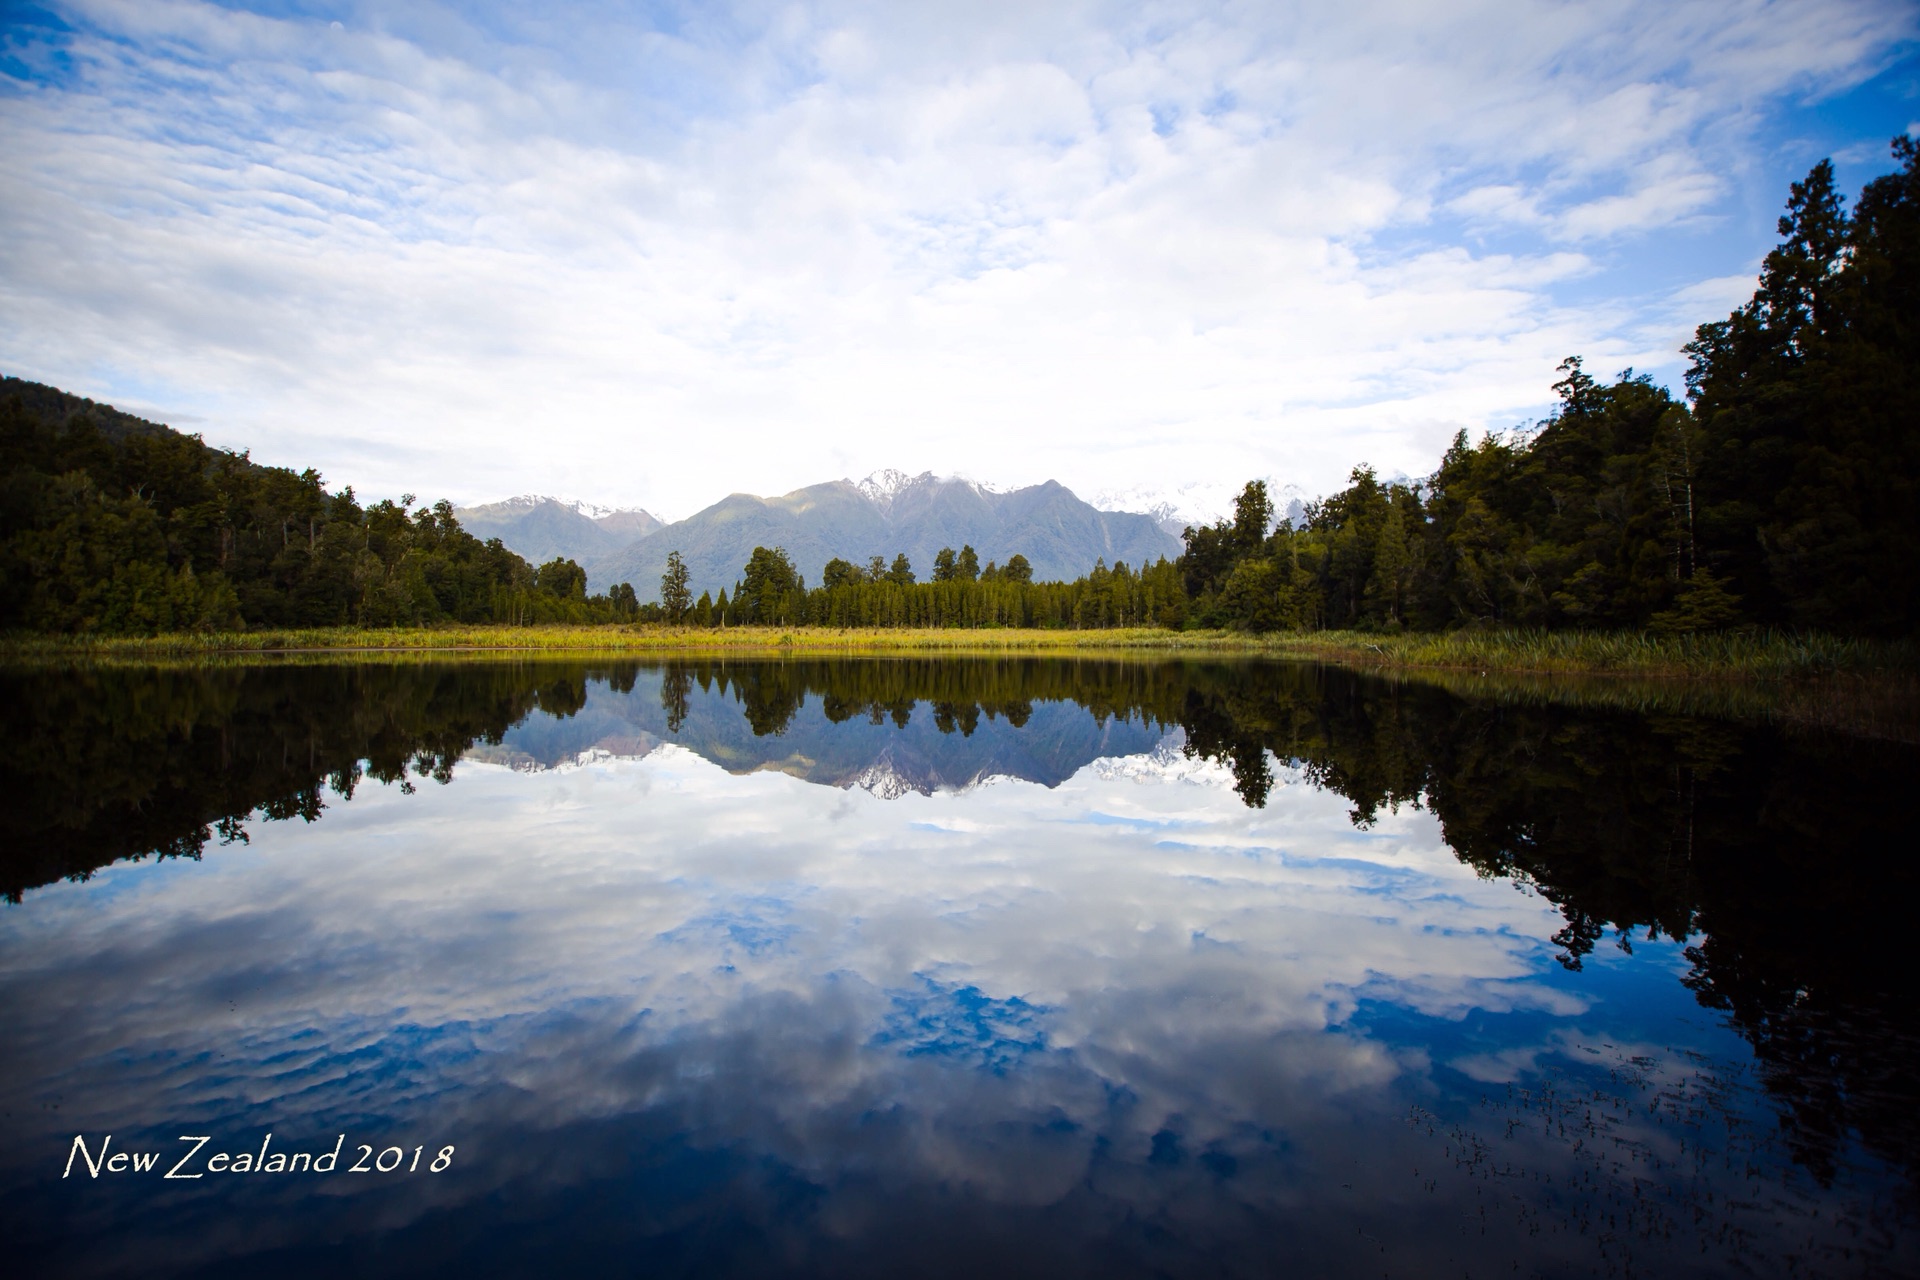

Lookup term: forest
[1,138,1912,639]
[0,383,642,631]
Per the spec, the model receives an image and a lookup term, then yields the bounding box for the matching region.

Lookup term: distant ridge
[590,470,1181,598]
[454,496,662,567]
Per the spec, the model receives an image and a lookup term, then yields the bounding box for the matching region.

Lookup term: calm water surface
[1,658,1914,1278]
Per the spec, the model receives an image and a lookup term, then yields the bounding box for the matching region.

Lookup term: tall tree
[739,546,799,623]
[660,550,692,623]
[821,557,863,590]
[1686,140,1920,633]
[1232,480,1274,556]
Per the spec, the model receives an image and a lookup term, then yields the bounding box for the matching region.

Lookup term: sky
[1,1,1916,521]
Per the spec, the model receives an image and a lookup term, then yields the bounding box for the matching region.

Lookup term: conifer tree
[660,551,692,623]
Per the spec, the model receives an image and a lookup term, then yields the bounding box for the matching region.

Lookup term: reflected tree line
[4,658,1912,1191]
[654,657,1186,741]
[0,664,580,902]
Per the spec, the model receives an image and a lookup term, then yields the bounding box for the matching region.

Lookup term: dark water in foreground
[0,657,1914,1278]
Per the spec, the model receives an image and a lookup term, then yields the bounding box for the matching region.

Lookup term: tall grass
[0,624,1201,660]
[1257,627,1915,678]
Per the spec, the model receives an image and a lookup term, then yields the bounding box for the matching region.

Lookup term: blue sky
[1,1,1915,519]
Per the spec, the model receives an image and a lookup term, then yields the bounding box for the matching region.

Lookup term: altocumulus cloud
[0,0,1913,513]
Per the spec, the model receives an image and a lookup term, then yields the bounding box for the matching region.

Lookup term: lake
[1,656,1914,1277]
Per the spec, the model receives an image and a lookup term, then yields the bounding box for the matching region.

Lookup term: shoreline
[1,624,1909,677]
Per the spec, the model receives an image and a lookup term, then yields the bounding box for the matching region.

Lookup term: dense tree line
[1186,139,1919,638]
[0,384,641,632]
[667,541,1187,630]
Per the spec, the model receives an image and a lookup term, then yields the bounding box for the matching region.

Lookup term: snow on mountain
[855,469,926,511]
[470,495,651,521]
[453,495,664,567]
[855,469,1004,511]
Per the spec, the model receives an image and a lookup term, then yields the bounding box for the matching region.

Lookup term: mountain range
[467,471,1185,598]
[453,496,664,567]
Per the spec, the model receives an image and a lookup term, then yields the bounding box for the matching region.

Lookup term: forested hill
[0,379,642,631]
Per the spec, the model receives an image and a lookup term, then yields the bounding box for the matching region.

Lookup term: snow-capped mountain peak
[856,469,930,510]
[856,470,1013,510]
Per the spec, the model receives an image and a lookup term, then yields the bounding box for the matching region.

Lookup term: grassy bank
[0,624,1205,659]
[2,623,1910,677]
[1256,627,1915,678]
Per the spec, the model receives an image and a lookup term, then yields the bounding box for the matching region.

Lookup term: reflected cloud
[1,658,1913,1275]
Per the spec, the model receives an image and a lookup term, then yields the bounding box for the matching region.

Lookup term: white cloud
[0,0,1912,515]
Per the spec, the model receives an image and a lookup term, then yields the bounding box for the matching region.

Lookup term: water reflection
[0,658,1913,1277]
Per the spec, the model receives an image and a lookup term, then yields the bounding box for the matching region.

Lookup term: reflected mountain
[469,660,1169,797]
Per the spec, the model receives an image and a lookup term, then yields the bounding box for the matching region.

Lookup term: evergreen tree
[740,546,799,623]
[1232,480,1274,555]
[821,557,863,590]
[660,550,692,623]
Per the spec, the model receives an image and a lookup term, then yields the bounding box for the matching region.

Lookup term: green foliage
[609,582,640,619]
[1683,138,1920,635]
[534,557,588,600]
[1649,568,1743,634]
[740,546,802,623]
[669,545,1192,631]
[821,556,864,590]
[660,550,692,623]
[0,383,641,633]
